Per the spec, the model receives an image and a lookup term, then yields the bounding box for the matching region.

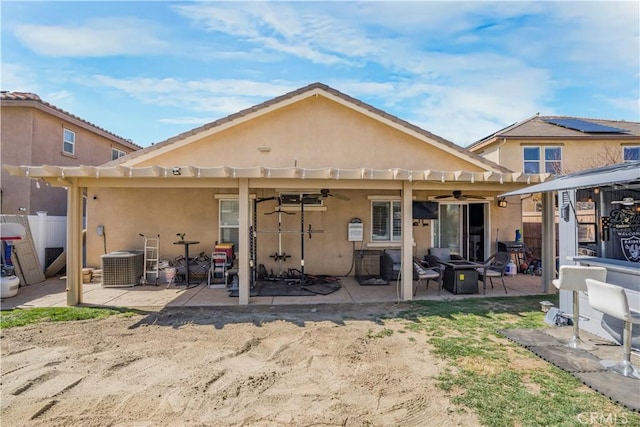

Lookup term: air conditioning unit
[101,251,144,287]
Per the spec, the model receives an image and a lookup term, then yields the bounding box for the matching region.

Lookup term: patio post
[541,191,556,293]
[401,181,413,300]
[238,178,250,305]
[66,180,83,306]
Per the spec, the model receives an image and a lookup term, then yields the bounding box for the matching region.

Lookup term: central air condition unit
[101,251,144,287]
[280,193,323,206]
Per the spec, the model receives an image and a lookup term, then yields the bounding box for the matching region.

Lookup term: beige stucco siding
[86,187,391,275]
[481,138,639,174]
[1,108,35,213]
[1,103,139,215]
[85,185,524,273]
[135,97,484,172]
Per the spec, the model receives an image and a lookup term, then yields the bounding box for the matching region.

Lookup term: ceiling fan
[434,190,485,201]
[303,188,350,202]
[611,197,640,206]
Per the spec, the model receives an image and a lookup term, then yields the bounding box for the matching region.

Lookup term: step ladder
[208,252,228,288]
[140,233,160,286]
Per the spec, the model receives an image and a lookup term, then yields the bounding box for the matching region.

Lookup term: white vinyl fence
[27,212,68,269]
[0,212,69,271]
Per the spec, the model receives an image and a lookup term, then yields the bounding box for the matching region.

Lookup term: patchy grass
[398,295,640,427]
[0,306,139,329]
[367,327,394,339]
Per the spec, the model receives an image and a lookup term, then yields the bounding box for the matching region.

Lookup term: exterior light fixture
[172,167,181,176]
[497,198,508,208]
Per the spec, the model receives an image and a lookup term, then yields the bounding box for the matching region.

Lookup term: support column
[541,191,557,293]
[66,182,83,306]
[401,181,414,300]
[238,179,250,305]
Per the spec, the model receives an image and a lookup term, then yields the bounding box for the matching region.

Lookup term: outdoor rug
[229,277,341,297]
[499,328,640,412]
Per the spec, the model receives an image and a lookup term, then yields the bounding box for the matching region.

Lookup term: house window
[623,146,640,162]
[63,128,75,155]
[523,146,562,174]
[371,200,401,242]
[111,148,126,161]
[219,200,240,253]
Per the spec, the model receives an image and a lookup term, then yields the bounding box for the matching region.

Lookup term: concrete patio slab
[1,273,547,310]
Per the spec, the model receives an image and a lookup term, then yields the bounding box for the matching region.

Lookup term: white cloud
[13,17,168,57]
[7,1,634,147]
[0,63,39,92]
[172,2,378,66]
[88,75,299,115]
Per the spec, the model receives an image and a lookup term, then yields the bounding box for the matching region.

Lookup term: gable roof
[467,115,640,151]
[111,82,510,173]
[0,91,141,150]
[5,83,552,186]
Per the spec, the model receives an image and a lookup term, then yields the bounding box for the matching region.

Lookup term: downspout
[498,138,507,166]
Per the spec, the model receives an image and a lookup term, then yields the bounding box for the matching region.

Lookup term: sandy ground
[0,302,481,426]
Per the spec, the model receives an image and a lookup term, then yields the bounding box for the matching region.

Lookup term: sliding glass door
[435,202,486,260]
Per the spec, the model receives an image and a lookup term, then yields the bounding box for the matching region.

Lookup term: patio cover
[499,161,640,197]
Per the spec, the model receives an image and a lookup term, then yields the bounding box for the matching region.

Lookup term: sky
[1,1,639,148]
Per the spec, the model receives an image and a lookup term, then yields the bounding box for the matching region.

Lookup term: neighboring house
[467,115,640,258]
[467,115,640,213]
[4,83,548,305]
[1,91,141,215]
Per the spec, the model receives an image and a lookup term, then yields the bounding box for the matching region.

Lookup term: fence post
[36,211,48,270]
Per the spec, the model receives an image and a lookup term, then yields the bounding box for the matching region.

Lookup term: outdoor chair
[585,278,640,379]
[552,265,607,351]
[380,249,402,281]
[475,252,511,294]
[428,247,464,262]
[412,257,442,296]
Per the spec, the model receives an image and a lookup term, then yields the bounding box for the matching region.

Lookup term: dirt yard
[1,302,481,426]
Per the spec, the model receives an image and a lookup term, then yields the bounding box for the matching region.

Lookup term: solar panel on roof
[544,118,629,134]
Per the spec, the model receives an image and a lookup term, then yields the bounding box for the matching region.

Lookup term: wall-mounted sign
[604,208,640,262]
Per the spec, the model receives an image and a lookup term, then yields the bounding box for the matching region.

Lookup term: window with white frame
[111,147,126,161]
[523,146,562,174]
[371,200,401,242]
[63,128,75,155]
[219,200,240,253]
[623,146,640,162]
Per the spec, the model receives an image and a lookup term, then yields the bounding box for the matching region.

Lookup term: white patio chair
[585,278,640,379]
[552,265,607,351]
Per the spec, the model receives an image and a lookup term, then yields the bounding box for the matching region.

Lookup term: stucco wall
[1,103,138,215]
[1,107,34,214]
[86,187,398,276]
[85,186,521,275]
[487,139,639,174]
[136,97,485,172]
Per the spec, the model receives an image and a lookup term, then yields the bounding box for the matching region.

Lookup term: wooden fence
[523,212,595,258]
